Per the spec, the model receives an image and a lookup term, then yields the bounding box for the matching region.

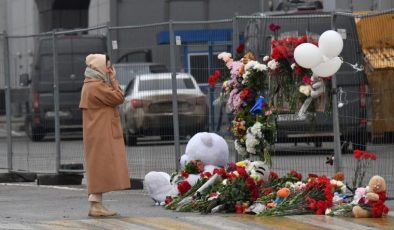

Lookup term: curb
[0,172,37,183]
[130,178,144,190]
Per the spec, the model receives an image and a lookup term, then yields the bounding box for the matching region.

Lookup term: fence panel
[54,27,108,173]
[172,19,237,164]
[1,12,392,195]
[335,11,394,195]
[238,14,338,179]
[108,23,183,178]
[6,33,57,173]
[238,12,394,196]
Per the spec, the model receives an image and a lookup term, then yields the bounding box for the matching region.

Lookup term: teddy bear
[144,132,229,204]
[352,175,389,218]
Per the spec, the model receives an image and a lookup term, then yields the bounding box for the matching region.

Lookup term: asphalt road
[1,183,393,230]
[0,133,393,196]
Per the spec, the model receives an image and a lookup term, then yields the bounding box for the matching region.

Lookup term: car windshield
[149,65,168,73]
[138,78,195,91]
[115,65,168,86]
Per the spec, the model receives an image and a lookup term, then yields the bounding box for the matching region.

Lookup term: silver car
[114,62,168,90]
[121,73,208,145]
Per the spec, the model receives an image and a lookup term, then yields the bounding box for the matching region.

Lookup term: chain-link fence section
[1,11,393,196]
[109,22,182,178]
[238,13,339,179]
[238,11,394,196]
[338,10,394,195]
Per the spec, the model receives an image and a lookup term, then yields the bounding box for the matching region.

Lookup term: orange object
[277,188,291,198]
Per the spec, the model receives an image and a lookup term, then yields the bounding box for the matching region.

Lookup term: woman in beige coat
[79,54,131,217]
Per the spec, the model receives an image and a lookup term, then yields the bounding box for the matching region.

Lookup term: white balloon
[294,43,323,69]
[318,30,343,59]
[312,57,343,77]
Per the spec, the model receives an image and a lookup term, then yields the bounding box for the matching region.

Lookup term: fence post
[232,16,240,162]
[169,21,181,171]
[330,13,343,173]
[232,15,239,57]
[106,23,113,62]
[52,32,61,173]
[3,31,13,172]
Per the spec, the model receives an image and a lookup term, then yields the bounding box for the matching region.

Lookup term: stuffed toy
[330,172,346,194]
[236,159,270,182]
[266,188,291,208]
[144,132,229,204]
[352,175,389,218]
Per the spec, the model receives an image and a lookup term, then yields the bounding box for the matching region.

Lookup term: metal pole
[232,15,239,57]
[331,13,342,172]
[208,42,214,131]
[106,23,113,62]
[169,21,181,171]
[232,16,240,162]
[52,32,61,173]
[3,31,13,172]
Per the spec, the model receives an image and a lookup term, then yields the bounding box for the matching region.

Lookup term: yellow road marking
[227,215,331,230]
[337,216,394,230]
[80,218,152,230]
[35,220,93,230]
[288,215,377,230]
[124,217,207,230]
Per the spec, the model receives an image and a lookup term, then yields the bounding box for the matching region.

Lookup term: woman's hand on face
[108,66,117,81]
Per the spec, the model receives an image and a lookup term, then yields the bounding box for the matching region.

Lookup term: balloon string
[343,61,364,72]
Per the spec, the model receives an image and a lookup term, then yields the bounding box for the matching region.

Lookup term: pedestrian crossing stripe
[12,215,394,230]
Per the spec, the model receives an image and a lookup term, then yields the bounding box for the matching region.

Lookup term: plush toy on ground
[352,175,389,218]
[144,132,229,204]
[266,188,291,208]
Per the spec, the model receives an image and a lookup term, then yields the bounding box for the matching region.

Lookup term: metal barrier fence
[0,11,393,195]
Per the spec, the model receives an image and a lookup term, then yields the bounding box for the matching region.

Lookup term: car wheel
[25,119,45,142]
[125,131,137,146]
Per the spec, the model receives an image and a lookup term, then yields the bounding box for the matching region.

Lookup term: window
[188,52,226,84]
[138,79,195,91]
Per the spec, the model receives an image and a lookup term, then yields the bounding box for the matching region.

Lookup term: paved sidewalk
[1,183,393,230]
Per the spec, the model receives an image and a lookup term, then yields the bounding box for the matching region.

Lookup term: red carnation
[262,187,273,196]
[164,196,173,205]
[269,23,281,32]
[214,69,220,77]
[208,74,219,88]
[236,43,245,54]
[363,152,371,159]
[177,181,192,195]
[236,166,248,178]
[196,160,205,173]
[294,66,304,75]
[290,170,302,181]
[272,45,291,60]
[213,167,227,178]
[302,76,312,85]
[269,171,279,182]
[370,153,377,160]
[200,171,212,178]
[353,149,363,159]
[239,88,252,101]
[308,173,318,179]
[181,171,189,178]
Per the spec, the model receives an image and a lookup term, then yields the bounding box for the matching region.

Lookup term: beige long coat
[79,55,130,194]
